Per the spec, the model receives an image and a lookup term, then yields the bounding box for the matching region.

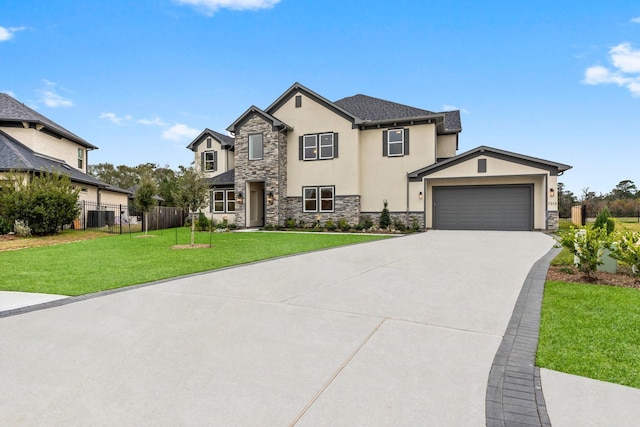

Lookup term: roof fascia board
[408,146,572,181]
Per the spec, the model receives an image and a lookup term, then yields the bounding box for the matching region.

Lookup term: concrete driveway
[0,230,554,426]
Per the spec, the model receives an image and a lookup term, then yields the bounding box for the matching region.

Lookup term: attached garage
[433,185,533,231]
[407,146,572,232]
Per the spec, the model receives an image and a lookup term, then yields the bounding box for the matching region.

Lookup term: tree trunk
[144,212,148,235]
[191,212,195,245]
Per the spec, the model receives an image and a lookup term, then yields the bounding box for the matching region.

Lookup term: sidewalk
[0,291,67,312]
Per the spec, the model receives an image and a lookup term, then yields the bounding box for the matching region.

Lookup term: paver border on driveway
[486,246,560,427]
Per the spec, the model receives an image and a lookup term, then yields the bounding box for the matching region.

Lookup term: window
[383,128,409,157]
[295,95,302,108]
[303,135,317,160]
[249,133,263,160]
[387,129,404,156]
[211,189,236,213]
[77,148,84,169]
[203,151,216,172]
[299,133,338,161]
[303,186,334,212]
[319,133,334,159]
[478,158,487,173]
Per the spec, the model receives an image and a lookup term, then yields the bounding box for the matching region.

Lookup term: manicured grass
[0,228,389,296]
[537,281,640,388]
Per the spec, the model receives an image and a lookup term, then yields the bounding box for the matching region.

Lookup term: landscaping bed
[547,264,640,289]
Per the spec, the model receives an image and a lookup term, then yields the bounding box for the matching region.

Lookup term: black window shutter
[382,130,388,157]
[201,152,205,171]
[299,136,303,160]
[213,151,218,172]
[404,128,410,155]
[333,133,339,158]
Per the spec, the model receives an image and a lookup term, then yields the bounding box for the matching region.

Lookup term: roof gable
[226,106,292,133]
[0,93,97,149]
[265,82,363,127]
[408,146,572,181]
[187,128,235,151]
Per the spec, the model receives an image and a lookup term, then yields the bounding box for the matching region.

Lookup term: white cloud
[583,43,640,97]
[138,117,169,126]
[175,0,280,15]
[99,112,133,125]
[38,81,73,108]
[162,123,200,141]
[631,17,640,24]
[0,26,25,42]
[442,104,470,114]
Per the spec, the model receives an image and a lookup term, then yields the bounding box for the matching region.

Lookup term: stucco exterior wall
[1,127,88,173]
[359,123,437,213]
[436,134,457,159]
[270,91,360,197]
[192,136,234,178]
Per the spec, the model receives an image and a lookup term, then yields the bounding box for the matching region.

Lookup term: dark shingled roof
[205,169,235,187]
[0,130,128,193]
[187,128,235,151]
[0,93,97,149]
[334,94,461,133]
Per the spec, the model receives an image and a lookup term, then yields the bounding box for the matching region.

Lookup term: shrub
[338,218,350,232]
[593,208,615,235]
[610,231,640,276]
[1,171,80,235]
[14,220,31,237]
[264,224,274,231]
[360,215,373,230]
[0,216,11,234]
[411,217,421,232]
[297,219,306,228]
[560,226,611,278]
[379,200,391,229]
[196,211,210,231]
[393,218,406,232]
[286,218,297,229]
[325,219,337,231]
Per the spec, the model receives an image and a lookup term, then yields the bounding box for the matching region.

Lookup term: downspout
[406,173,410,227]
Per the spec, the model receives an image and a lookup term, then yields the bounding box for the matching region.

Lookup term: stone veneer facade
[284,195,361,227]
[233,113,287,227]
[546,210,559,232]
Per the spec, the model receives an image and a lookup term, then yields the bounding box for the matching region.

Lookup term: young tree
[173,165,209,245]
[134,174,158,235]
[0,171,80,235]
[379,199,391,229]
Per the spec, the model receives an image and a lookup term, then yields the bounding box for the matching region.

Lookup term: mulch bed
[171,244,211,249]
[547,265,640,289]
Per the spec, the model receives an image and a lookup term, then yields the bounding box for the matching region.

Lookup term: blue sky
[1,0,639,196]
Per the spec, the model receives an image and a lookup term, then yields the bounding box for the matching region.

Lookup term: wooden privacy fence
[74,201,185,234]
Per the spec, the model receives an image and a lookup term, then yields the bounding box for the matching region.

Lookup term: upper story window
[202,151,217,172]
[300,132,339,161]
[249,133,263,160]
[77,148,84,169]
[383,128,410,157]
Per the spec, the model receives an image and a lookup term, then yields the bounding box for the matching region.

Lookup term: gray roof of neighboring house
[0,93,97,149]
[205,169,235,187]
[187,128,235,151]
[0,130,128,193]
[408,145,572,180]
[334,94,462,133]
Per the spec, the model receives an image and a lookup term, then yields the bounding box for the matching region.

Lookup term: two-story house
[189,83,571,231]
[0,93,129,208]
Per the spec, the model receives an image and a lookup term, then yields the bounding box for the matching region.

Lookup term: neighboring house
[190,82,571,231]
[0,93,129,208]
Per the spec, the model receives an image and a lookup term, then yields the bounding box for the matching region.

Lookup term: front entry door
[248,182,265,227]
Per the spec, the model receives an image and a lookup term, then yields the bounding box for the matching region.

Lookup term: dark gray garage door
[433,185,533,231]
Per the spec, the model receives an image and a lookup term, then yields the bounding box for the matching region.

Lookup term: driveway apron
[0,230,554,426]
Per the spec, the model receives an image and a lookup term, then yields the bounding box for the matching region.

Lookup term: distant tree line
[558,179,640,218]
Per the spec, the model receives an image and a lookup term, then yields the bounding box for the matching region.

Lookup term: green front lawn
[537,280,640,388]
[0,229,389,296]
